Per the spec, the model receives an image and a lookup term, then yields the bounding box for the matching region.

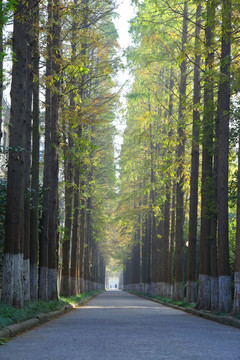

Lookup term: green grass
[0,337,8,345]
[131,291,196,309]
[60,290,100,306]
[232,312,240,319]
[132,292,240,319]
[0,290,101,330]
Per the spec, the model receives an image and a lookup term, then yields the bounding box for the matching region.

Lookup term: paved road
[1,291,240,360]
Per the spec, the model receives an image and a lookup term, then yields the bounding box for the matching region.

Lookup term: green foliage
[0,291,101,330]
[60,290,100,306]
[0,337,8,345]
[0,299,65,329]
[131,291,196,309]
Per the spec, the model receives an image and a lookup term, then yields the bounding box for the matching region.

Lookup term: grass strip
[0,290,101,330]
[130,291,196,309]
[130,291,240,319]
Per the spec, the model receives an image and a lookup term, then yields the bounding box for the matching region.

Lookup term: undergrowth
[131,292,240,318]
[0,290,101,330]
[131,291,196,309]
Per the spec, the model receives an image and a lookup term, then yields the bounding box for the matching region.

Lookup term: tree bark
[79,179,85,293]
[217,0,232,313]
[233,118,240,313]
[186,3,201,304]
[142,211,151,294]
[198,0,215,310]
[39,0,52,300]
[60,127,74,297]
[47,0,61,300]
[174,0,188,301]
[1,0,28,307]
[70,167,80,295]
[167,181,175,298]
[132,230,140,291]
[30,3,40,301]
[0,0,3,144]
[23,0,35,302]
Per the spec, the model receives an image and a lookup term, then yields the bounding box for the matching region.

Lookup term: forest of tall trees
[0,0,240,316]
[0,0,118,307]
[120,0,240,314]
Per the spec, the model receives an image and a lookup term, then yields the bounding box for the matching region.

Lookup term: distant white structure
[108,277,119,290]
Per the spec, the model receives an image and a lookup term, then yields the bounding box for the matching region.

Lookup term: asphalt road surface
[1,291,240,360]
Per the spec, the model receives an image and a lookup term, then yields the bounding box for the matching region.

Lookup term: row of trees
[119,0,240,313]
[0,0,119,307]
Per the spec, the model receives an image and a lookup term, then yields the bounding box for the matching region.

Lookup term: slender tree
[39,0,52,300]
[174,0,188,301]
[217,0,232,313]
[233,118,240,313]
[30,1,40,301]
[47,0,61,300]
[186,3,202,303]
[198,0,216,310]
[1,0,28,307]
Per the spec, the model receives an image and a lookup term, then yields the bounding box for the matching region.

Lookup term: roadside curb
[0,292,101,340]
[129,292,240,330]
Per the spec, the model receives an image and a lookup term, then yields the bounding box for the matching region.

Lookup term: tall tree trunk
[163,190,170,297]
[60,128,74,296]
[150,120,158,296]
[217,0,232,313]
[23,0,35,302]
[174,0,188,301]
[0,0,3,144]
[86,195,93,292]
[79,179,85,293]
[186,3,201,304]
[39,0,52,300]
[198,0,215,310]
[70,167,80,295]
[165,69,174,299]
[158,210,164,296]
[47,0,61,300]
[167,181,176,298]
[142,211,151,294]
[131,229,140,291]
[233,120,240,313]
[30,3,40,301]
[84,192,92,293]
[1,0,27,307]
[211,102,219,311]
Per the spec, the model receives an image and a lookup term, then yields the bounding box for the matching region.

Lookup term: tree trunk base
[218,275,232,313]
[166,283,173,299]
[186,280,197,303]
[80,277,84,293]
[70,277,78,296]
[210,276,218,312]
[30,263,38,301]
[173,281,184,301]
[149,282,157,295]
[142,283,150,294]
[1,253,14,305]
[13,253,24,307]
[163,282,169,297]
[39,266,48,300]
[23,259,30,302]
[197,274,211,310]
[233,272,240,313]
[1,253,25,308]
[60,275,70,297]
[48,268,58,300]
